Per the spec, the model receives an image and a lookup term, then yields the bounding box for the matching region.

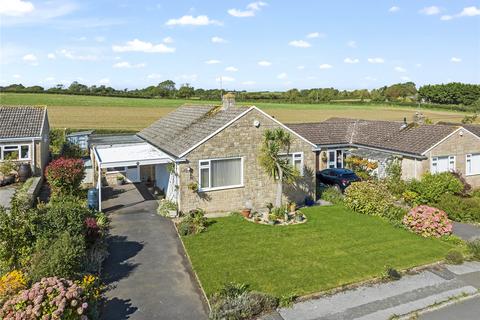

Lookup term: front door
[125,165,140,183]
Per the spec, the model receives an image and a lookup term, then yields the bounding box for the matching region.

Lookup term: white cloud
[211,36,227,44]
[419,6,441,15]
[441,6,480,21]
[98,78,110,85]
[12,74,21,79]
[288,40,311,48]
[394,66,406,72]
[415,63,422,68]
[297,65,305,70]
[306,32,325,38]
[319,64,333,69]
[112,39,175,53]
[176,74,198,82]
[228,1,267,18]
[59,49,97,61]
[45,76,55,82]
[277,72,288,79]
[389,6,400,13]
[0,0,34,16]
[205,59,221,64]
[368,57,385,64]
[165,15,222,26]
[344,57,359,64]
[113,61,146,68]
[22,53,37,61]
[147,73,162,79]
[365,76,377,81]
[451,57,462,63]
[258,60,272,67]
[219,76,235,82]
[242,80,256,85]
[459,6,480,17]
[47,53,56,59]
[347,40,357,48]
[400,76,411,81]
[225,66,238,72]
[95,36,105,43]
[163,36,174,44]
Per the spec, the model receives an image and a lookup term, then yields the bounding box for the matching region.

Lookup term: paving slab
[0,186,15,210]
[452,222,480,241]
[420,296,480,320]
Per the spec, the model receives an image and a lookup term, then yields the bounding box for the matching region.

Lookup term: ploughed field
[0,93,468,130]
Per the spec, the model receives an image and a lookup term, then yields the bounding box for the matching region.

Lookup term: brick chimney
[222,92,236,110]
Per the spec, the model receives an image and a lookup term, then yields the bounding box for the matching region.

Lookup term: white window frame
[198,157,244,192]
[0,144,31,161]
[279,152,305,176]
[430,155,455,174]
[327,149,344,169]
[466,154,480,176]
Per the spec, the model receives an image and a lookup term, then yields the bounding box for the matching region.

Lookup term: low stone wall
[27,176,43,205]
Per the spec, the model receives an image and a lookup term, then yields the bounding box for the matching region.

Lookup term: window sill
[198,184,244,193]
[465,173,480,177]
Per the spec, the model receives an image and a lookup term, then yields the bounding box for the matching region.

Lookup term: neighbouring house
[66,130,93,150]
[0,106,50,175]
[287,118,480,187]
[91,95,316,212]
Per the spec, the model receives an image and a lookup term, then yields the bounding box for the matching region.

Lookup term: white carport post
[97,160,102,212]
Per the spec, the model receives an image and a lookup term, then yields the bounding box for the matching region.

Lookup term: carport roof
[94,142,171,168]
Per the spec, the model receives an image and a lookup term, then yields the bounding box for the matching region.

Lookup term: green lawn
[182,205,452,298]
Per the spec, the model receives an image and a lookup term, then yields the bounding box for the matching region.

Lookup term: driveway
[102,183,208,320]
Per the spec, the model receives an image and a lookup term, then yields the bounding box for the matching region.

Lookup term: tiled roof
[287,118,460,156]
[0,106,47,139]
[138,104,250,157]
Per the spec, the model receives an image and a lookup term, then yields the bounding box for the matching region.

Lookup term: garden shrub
[177,209,208,236]
[383,266,402,281]
[28,232,86,283]
[0,206,41,274]
[445,249,464,265]
[157,199,177,217]
[45,157,85,196]
[320,186,344,204]
[434,194,480,223]
[0,277,95,320]
[210,282,278,320]
[344,181,401,220]
[467,240,480,261]
[402,205,452,238]
[84,238,109,275]
[0,270,27,304]
[62,141,85,158]
[406,172,463,205]
[385,158,407,198]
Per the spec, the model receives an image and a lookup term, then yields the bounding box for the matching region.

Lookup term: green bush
[385,159,407,198]
[445,249,464,265]
[210,282,278,320]
[29,232,86,282]
[467,240,480,261]
[177,208,208,236]
[320,187,344,204]
[344,181,397,218]
[157,199,177,217]
[406,172,463,205]
[435,194,480,222]
[37,195,92,239]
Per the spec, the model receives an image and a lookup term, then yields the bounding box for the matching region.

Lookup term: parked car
[317,168,360,191]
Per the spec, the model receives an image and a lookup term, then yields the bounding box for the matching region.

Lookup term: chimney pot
[222,92,235,110]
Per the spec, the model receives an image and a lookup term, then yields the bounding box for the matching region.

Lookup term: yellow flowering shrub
[0,270,27,303]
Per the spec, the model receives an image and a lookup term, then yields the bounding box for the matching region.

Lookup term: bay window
[431,155,455,174]
[466,154,480,175]
[199,157,243,191]
[0,144,31,161]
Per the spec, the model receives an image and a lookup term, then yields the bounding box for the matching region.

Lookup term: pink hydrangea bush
[0,277,90,320]
[403,205,452,238]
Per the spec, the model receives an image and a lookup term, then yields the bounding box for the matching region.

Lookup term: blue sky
[1,0,479,90]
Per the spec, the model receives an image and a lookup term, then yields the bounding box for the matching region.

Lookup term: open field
[182,205,452,297]
[0,93,470,130]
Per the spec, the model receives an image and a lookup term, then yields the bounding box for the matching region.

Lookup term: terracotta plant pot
[241,209,251,218]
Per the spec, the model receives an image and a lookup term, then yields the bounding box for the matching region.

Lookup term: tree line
[1,81,479,109]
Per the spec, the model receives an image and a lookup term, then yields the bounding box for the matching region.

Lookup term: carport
[92,142,176,211]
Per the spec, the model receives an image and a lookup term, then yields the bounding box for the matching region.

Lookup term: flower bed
[245,209,307,226]
[403,205,452,238]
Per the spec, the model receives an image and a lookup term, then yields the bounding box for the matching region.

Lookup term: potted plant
[116,175,125,185]
[295,212,305,222]
[268,214,276,225]
[241,208,251,218]
[289,202,297,213]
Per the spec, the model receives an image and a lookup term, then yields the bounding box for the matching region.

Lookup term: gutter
[0,136,42,142]
[313,143,427,159]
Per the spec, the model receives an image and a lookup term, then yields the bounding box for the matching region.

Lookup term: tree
[156,80,177,97]
[259,128,298,209]
[177,83,194,98]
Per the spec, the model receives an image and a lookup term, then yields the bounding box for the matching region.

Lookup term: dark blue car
[317,168,360,191]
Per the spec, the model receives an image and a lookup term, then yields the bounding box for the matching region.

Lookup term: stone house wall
[177,108,316,213]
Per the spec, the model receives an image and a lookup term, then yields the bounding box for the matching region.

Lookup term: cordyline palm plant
[259,128,298,209]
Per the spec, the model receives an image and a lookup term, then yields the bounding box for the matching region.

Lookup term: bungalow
[287,118,480,187]
[0,106,50,175]
[92,95,316,212]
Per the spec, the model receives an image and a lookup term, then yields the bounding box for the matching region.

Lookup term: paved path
[102,184,208,320]
[420,295,480,320]
[277,262,480,320]
[453,222,480,241]
[0,185,16,209]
